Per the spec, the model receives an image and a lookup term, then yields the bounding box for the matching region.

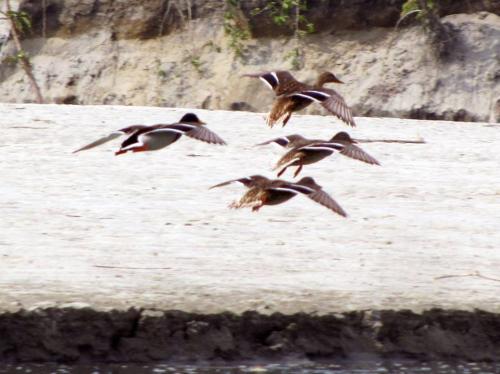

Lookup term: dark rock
[55,94,79,104]
[229,101,256,112]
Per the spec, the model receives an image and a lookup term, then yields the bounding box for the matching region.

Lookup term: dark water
[0,361,499,374]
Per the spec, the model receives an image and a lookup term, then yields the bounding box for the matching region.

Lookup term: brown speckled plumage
[210,175,347,217]
[244,71,356,127]
[259,132,380,177]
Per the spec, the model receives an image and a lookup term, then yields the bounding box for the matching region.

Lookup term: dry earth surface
[1,104,499,314]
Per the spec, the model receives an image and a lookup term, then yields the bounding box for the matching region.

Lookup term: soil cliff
[0,0,499,122]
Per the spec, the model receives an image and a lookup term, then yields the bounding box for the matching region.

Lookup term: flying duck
[243,71,355,127]
[210,175,347,217]
[259,132,380,177]
[73,113,226,155]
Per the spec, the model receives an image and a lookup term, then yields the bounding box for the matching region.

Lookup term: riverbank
[0,104,499,363]
[1,308,499,363]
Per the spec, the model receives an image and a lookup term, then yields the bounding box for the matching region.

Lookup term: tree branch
[5,0,44,103]
[354,138,426,144]
[93,265,172,270]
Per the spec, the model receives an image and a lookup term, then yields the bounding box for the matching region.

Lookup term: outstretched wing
[257,136,293,148]
[72,125,147,153]
[243,71,303,96]
[73,132,123,153]
[210,175,269,189]
[297,142,342,152]
[285,182,347,217]
[184,126,227,145]
[340,144,380,165]
[288,88,356,127]
[307,190,347,217]
[256,134,308,148]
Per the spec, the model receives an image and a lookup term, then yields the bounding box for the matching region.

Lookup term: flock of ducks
[74,70,380,217]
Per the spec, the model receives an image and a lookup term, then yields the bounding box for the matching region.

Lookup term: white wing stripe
[147,128,186,135]
[121,140,144,151]
[271,72,279,85]
[290,184,315,193]
[303,90,331,98]
[259,76,274,90]
[270,188,299,194]
[300,146,336,152]
[289,93,321,103]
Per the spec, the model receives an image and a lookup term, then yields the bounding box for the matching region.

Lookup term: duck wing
[210,175,270,189]
[285,182,347,217]
[184,125,227,145]
[287,88,356,127]
[296,142,342,152]
[244,71,305,96]
[256,134,309,148]
[340,144,380,165]
[72,125,147,153]
[307,189,348,217]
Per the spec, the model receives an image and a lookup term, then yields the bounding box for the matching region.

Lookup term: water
[0,361,499,374]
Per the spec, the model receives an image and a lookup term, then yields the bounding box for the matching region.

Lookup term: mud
[0,308,499,363]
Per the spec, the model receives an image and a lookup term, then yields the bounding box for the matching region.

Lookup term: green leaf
[401,0,419,17]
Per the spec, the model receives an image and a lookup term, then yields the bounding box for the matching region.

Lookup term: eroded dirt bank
[0,1,499,122]
[1,308,499,363]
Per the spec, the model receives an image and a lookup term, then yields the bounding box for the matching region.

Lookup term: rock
[229,101,255,112]
[494,98,500,122]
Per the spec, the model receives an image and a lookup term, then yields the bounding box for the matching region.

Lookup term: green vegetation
[285,47,301,71]
[0,1,44,103]
[223,0,315,67]
[250,0,315,70]
[251,0,315,36]
[223,0,250,57]
[1,9,32,34]
[190,55,203,74]
[203,41,222,53]
[398,0,436,26]
[398,0,456,59]
[157,69,168,79]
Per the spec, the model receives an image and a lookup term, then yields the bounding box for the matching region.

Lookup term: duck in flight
[243,71,356,128]
[73,113,226,155]
[210,175,347,217]
[258,132,380,177]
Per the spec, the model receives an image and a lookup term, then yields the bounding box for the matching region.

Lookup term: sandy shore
[1,104,499,314]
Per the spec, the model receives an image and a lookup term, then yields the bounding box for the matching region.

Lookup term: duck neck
[315,75,328,87]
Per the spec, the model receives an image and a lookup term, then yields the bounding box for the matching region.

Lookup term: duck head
[330,131,356,144]
[179,113,206,125]
[296,176,322,190]
[316,72,344,87]
[249,175,271,184]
